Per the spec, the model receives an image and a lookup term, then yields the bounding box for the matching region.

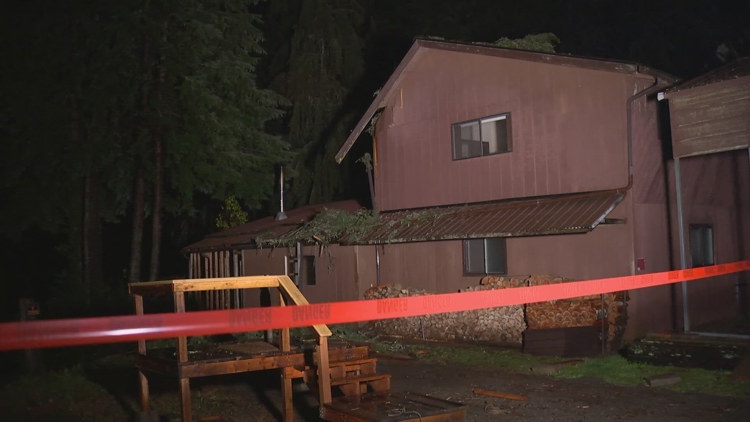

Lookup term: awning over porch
[348,189,626,245]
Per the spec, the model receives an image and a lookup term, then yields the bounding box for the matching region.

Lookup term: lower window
[301,255,316,285]
[464,238,507,275]
[689,224,714,267]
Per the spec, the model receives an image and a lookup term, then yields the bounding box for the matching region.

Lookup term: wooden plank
[277,275,333,337]
[318,336,332,405]
[174,292,188,363]
[128,275,281,294]
[179,378,191,422]
[133,294,151,412]
[472,388,528,401]
[135,355,180,376]
[281,367,294,422]
[161,345,370,378]
[179,353,307,378]
[330,373,391,386]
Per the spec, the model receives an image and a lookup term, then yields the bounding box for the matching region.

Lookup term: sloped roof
[349,189,625,244]
[662,56,750,95]
[183,189,625,253]
[335,37,673,163]
[183,200,365,253]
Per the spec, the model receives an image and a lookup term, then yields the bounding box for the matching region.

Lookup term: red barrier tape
[1,260,748,351]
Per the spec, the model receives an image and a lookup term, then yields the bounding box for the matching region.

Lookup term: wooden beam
[472,388,528,401]
[276,275,332,337]
[128,275,282,295]
[317,336,332,405]
[134,294,150,412]
[281,367,294,422]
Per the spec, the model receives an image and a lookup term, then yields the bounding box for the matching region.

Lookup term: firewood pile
[364,275,628,349]
[524,274,628,346]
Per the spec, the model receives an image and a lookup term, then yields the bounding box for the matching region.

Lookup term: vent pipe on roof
[275,165,287,221]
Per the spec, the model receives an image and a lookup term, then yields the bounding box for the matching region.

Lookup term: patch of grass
[418,344,560,371]
[555,354,670,385]
[554,354,750,397]
[0,364,130,421]
[344,331,750,398]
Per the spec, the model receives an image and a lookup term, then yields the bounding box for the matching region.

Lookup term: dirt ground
[377,357,750,422]
[4,336,749,421]
[123,351,750,422]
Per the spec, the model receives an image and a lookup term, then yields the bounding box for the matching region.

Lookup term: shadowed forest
[1,0,748,321]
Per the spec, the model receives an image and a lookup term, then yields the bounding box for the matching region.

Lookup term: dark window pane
[464,239,485,273]
[302,255,316,285]
[689,225,714,267]
[452,113,511,160]
[485,238,507,274]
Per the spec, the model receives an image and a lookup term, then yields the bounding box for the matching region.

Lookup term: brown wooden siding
[373,49,655,211]
[666,149,750,329]
[668,76,750,158]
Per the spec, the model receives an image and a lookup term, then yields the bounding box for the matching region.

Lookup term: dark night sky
[360,0,749,83]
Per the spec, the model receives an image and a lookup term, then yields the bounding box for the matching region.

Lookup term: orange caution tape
[1,260,748,351]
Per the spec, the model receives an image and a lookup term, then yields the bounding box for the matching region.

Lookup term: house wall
[368,200,632,292]
[627,93,676,339]
[668,76,750,158]
[239,244,369,307]
[373,49,656,211]
[666,150,750,329]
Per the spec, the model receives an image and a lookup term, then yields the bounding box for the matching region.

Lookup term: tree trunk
[148,19,168,282]
[72,99,103,306]
[148,139,162,281]
[82,171,103,303]
[131,1,152,284]
[129,167,146,283]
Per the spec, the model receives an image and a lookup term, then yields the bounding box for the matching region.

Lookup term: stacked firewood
[524,275,628,347]
[364,284,434,340]
[364,275,629,350]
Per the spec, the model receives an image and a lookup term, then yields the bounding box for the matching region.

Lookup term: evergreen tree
[262,0,367,207]
[0,0,289,309]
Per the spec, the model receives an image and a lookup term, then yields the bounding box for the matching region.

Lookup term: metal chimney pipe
[275,165,287,221]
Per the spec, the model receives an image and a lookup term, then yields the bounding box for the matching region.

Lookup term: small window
[301,255,316,285]
[689,225,714,267]
[464,238,507,275]
[452,113,512,160]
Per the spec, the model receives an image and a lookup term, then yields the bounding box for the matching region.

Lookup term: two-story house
[184,39,749,342]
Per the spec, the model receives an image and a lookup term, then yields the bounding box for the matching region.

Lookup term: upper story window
[452,113,512,160]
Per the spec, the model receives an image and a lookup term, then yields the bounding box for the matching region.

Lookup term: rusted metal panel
[354,189,624,244]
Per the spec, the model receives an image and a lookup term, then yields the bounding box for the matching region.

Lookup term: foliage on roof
[254,208,380,248]
[493,33,560,53]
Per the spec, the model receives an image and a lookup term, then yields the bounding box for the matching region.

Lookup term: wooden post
[317,336,332,405]
[281,367,295,422]
[174,291,191,422]
[134,294,151,413]
[279,290,294,422]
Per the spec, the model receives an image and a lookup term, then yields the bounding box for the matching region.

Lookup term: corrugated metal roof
[183,190,626,252]
[349,189,626,244]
